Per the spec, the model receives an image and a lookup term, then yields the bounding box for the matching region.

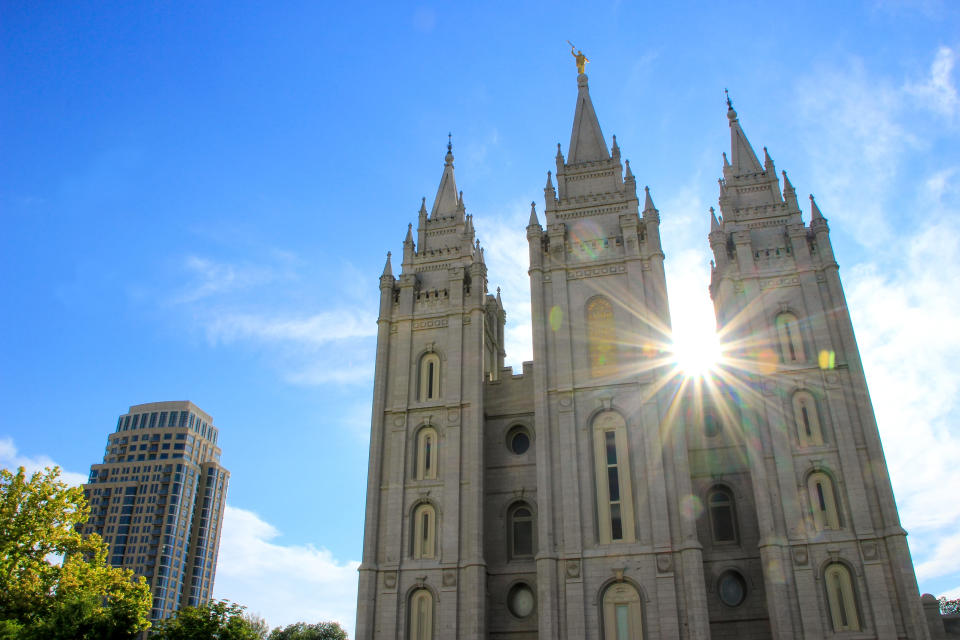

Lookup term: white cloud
[173,255,295,304]
[214,505,360,635]
[0,437,88,486]
[906,46,960,119]
[474,200,535,369]
[202,310,376,348]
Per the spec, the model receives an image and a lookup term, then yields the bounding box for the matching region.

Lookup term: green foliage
[0,466,151,639]
[153,600,265,640]
[941,597,960,615]
[246,613,271,639]
[268,621,348,640]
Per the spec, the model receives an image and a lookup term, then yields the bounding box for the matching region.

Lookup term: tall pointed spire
[431,134,460,217]
[710,207,720,231]
[568,74,609,163]
[725,91,763,175]
[382,251,393,277]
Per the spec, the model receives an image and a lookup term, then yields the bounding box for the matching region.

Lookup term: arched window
[419,353,441,402]
[707,486,738,543]
[775,312,806,363]
[587,297,617,378]
[415,427,438,480]
[601,582,643,639]
[408,589,434,640]
[592,411,635,544]
[807,471,841,530]
[793,391,824,447]
[824,563,860,631]
[412,503,436,559]
[508,503,534,559]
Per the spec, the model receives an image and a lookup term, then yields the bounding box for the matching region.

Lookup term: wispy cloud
[905,46,960,121]
[172,255,296,304]
[213,505,359,635]
[474,199,535,369]
[0,437,88,486]
[202,310,375,348]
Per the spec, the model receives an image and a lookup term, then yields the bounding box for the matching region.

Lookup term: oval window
[717,571,746,607]
[508,583,535,618]
[507,427,531,455]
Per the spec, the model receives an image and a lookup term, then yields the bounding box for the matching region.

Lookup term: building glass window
[507,426,531,455]
[717,570,747,607]
[707,486,738,543]
[587,297,617,378]
[408,589,433,640]
[419,353,441,402]
[775,312,806,363]
[824,563,860,631]
[602,582,643,640]
[415,427,438,480]
[509,503,534,559]
[412,503,436,559]
[507,583,535,618]
[793,391,824,447]
[808,471,841,530]
[592,411,635,543]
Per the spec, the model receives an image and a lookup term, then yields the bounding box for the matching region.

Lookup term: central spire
[725,92,763,176]
[568,74,609,164]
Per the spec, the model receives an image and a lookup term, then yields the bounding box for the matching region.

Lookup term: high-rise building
[355,66,934,638]
[82,401,229,623]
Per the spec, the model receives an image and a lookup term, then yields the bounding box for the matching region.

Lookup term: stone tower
[703,96,930,639]
[523,71,710,639]
[355,140,506,640]
[355,69,933,640]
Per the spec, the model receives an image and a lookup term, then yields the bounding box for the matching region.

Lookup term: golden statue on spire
[567,41,589,74]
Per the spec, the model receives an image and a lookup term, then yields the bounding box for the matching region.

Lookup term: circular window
[507,427,531,455]
[507,583,535,618]
[717,571,746,607]
[704,409,721,437]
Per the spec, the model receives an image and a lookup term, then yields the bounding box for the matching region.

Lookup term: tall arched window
[587,297,617,378]
[602,582,643,639]
[408,589,434,640]
[415,427,438,480]
[592,411,635,544]
[775,312,806,363]
[807,471,841,530]
[419,353,441,402]
[793,391,824,447]
[508,503,534,559]
[824,563,860,631]
[707,486,738,543]
[412,503,436,559]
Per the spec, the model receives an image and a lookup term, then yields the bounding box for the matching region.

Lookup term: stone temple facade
[355,70,933,639]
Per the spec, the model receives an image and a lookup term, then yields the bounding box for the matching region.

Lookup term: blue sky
[2,0,960,633]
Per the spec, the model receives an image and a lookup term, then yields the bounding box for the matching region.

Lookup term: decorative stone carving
[656,553,672,573]
[442,570,457,586]
[793,545,809,566]
[383,571,397,589]
[861,540,879,560]
[566,560,580,579]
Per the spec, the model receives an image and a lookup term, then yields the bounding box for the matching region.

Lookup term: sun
[672,326,722,377]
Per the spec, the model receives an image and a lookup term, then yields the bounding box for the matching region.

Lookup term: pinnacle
[382,251,393,277]
[643,185,657,213]
[710,207,720,231]
[809,194,825,220]
[528,201,539,227]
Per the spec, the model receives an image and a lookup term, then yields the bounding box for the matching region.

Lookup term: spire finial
[568,40,589,74]
[725,88,732,110]
[447,132,452,153]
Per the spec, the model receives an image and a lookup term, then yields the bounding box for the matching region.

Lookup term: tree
[153,599,264,640]
[0,466,151,639]
[941,597,960,615]
[268,621,349,640]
